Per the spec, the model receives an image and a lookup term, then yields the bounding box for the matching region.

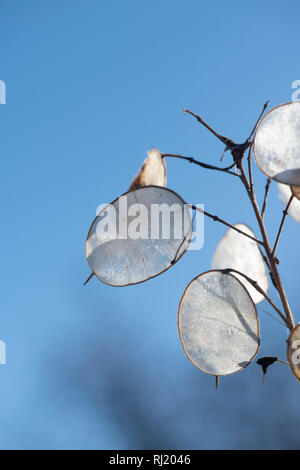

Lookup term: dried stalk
[191,205,264,246]
[272,195,294,256]
[162,153,237,176]
[184,103,295,331]
[261,178,272,219]
[221,268,286,324]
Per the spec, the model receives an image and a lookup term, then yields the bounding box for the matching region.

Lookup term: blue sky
[1,0,300,449]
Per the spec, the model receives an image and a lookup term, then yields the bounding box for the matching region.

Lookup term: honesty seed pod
[178,270,260,378]
[254,101,300,186]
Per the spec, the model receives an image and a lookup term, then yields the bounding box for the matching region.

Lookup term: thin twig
[215,376,219,390]
[248,100,269,140]
[261,178,271,220]
[221,268,287,324]
[272,195,294,257]
[277,358,289,367]
[83,271,95,286]
[191,205,264,245]
[162,153,237,176]
[220,146,229,162]
[259,307,287,328]
[171,212,196,265]
[183,108,232,146]
[247,101,269,195]
[247,141,254,195]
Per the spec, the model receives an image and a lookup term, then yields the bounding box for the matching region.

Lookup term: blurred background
[1,0,300,450]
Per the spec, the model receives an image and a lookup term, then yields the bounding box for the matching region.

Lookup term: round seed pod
[178,270,260,377]
[86,185,192,286]
[254,102,300,186]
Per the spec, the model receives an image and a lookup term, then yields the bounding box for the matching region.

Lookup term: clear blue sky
[1,0,300,449]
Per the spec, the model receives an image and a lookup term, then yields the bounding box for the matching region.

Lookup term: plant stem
[83,271,95,286]
[221,268,287,324]
[272,195,294,256]
[183,102,295,331]
[277,358,290,367]
[162,153,237,176]
[247,142,254,194]
[248,100,269,140]
[191,205,264,245]
[238,164,295,331]
[259,307,287,327]
[183,109,231,146]
[261,178,271,220]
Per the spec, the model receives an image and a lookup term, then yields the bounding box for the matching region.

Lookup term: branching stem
[238,163,294,330]
[184,102,295,331]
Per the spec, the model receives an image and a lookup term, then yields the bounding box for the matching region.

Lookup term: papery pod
[178,270,260,377]
[254,102,300,186]
[291,185,300,200]
[129,148,166,190]
[287,324,300,382]
[87,185,192,286]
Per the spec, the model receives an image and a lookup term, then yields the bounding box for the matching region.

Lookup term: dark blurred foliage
[53,295,300,450]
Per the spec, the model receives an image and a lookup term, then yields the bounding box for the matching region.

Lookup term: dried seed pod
[86,185,192,286]
[254,102,300,186]
[291,185,300,200]
[178,270,260,377]
[129,148,166,190]
[287,324,300,382]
